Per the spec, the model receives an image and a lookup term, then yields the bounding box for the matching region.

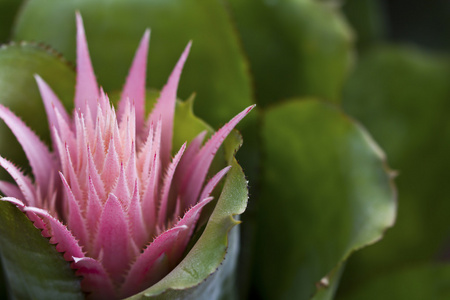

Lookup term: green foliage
[256,99,396,299]
[345,264,450,300]
[228,0,353,106]
[341,45,450,292]
[0,202,83,299]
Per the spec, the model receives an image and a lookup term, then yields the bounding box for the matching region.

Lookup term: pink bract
[0,13,253,299]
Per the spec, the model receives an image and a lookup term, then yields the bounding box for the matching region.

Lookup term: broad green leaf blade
[0,42,75,178]
[0,201,83,299]
[227,0,353,106]
[344,264,450,300]
[341,46,450,289]
[256,99,396,299]
[13,0,253,129]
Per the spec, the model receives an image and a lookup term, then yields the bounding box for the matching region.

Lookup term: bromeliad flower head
[0,13,253,299]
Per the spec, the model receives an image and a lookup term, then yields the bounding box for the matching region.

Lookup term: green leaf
[342,0,385,50]
[311,264,345,300]
[0,42,75,178]
[344,264,450,300]
[255,99,396,299]
[13,0,253,129]
[127,103,248,298]
[0,201,83,299]
[341,46,450,287]
[227,0,353,106]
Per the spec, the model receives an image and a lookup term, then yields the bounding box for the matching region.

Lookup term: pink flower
[0,13,253,299]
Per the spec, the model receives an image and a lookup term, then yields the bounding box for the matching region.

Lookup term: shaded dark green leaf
[227,0,353,106]
[341,46,450,289]
[345,264,450,300]
[0,0,22,43]
[0,42,75,179]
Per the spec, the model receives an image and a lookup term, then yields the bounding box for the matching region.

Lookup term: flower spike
[0,14,252,299]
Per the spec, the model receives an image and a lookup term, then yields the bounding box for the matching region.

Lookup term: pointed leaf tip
[119,28,151,130]
[75,12,99,118]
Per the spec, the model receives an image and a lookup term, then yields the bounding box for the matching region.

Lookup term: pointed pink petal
[94,194,133,285]
[125,140,137,193]
[181,130,207,164]
[181,105,254,208]
[75,13,99,118]
[0,105,56,197]
[24,206,84,261]
[172,197,214,259]
[138,118,161,186]
[52,126,69,176]
[198,166,231,202]
[120,225,187,297]
[157,143,186,227]
[60,173,89,250]
[113,163,130,208]
[86,176,103,247]
[118,100,136,162]
[75,113,89,185]
[0,197,25,208]
[127,181,148,248]
[87,145,106,200]
[54,108,76,163]
[93,115,106,172]
[72,257,116,300]
[65,144,83,203]
[0,156,36,206]
[119,29,150,132]
[175,131,207,184]
[0,180,23,199]
[141,153,158,235]
[148,42,191,167]
[102,138,120,193]
[34,75,70,132]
